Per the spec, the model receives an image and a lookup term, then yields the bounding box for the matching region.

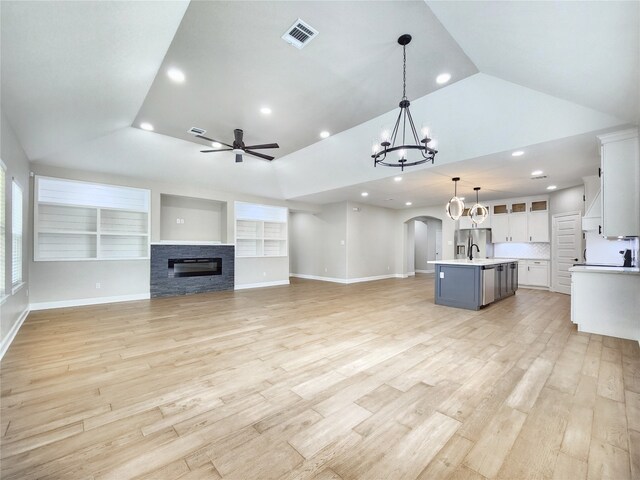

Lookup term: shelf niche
[160,194,227,243]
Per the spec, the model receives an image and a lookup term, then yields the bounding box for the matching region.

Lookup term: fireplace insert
[168,258,222,278]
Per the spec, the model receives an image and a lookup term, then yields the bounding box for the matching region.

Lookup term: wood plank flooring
[1,275,639,479]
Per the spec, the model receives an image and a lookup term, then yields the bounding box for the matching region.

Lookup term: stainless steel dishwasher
[482,266,495,306]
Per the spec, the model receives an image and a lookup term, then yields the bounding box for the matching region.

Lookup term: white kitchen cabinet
[488,197,549,243]
[598,129,640,237]
[528,212,549,242]
[509,213,528,243]
[518,260,549,287]
[458,206,491,230]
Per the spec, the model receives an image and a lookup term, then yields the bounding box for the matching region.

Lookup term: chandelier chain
[402,45,407,99]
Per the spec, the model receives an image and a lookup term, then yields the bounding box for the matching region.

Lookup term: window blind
[12,180,23,286]
[0,162,5,295]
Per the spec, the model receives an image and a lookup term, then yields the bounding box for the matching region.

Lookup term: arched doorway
[404,216,443,276]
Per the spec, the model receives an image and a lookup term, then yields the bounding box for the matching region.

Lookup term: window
[12,180,23,287]
[0,161,5,296]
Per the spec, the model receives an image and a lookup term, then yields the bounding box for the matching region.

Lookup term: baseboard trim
[415,269,435,274]
[30,293,150,311]
[0,307,29,360]
[290,273,405,284]
[234,280,290,290]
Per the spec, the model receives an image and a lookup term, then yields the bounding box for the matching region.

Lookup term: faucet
[469,243,480,261]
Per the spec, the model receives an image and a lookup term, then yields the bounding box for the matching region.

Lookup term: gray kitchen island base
[431,260,519,310]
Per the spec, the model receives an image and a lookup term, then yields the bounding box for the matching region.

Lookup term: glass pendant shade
[470,187,488,225]
[445,177,465,220]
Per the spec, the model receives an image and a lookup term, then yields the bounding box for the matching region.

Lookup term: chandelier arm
[405,108,426,158]
[389,109,402,148]
[402,108,407,148]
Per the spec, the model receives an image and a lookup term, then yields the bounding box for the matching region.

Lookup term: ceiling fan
[197,129,279,163]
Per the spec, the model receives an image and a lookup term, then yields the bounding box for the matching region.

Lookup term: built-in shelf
[34,176,150,261]
[235,202,288,258]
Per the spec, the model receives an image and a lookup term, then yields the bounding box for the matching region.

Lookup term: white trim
[290,273,405,284]
[30,293,150,311]
[234,280,290,290]
[415,269,435,273]
[406,271,416,277]
[518,285,550,291]
[11,281,25,295]
[0,294,8,306]
[0,306,29,360]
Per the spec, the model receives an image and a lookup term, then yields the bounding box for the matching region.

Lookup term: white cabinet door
[527,262,549,287]
[528,211,549,242]
[517,262,527,286]
[510,214,528,242]
[492,215,510,243]
[600,131,640,237]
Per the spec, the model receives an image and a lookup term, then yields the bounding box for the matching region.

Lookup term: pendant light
[469,187,488,225]
[445,177,465,220]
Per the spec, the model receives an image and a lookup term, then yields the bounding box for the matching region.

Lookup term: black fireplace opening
[168,257,222,278]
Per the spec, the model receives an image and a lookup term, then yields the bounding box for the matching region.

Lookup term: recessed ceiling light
[320,131,330,139]
[260,107,272,115]
[394,176,402,182]
[512,150,525,157]
[547,185,557,190]
[211,142,222,148]
[140,122,154,131]
[361,192,369,197]
[531,170,543,176]
[167,68,185,83]
[436,73,451,85]
[405,201,412,206]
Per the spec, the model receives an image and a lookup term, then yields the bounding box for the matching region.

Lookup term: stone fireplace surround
[150,244,235,298]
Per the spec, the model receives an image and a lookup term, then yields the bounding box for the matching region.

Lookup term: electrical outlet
[263,272,267,277]
[340,240,345,246]
[324,267,328,272]
[180,219,185,224]
[439,272,445,279]
[387,266,390,271]
[95,282,101,289]
[176,218,180,224]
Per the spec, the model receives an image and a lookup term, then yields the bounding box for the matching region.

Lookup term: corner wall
[1,110,31,357]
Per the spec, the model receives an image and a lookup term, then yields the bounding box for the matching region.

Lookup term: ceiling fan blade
[235,153,243,163]
[243,143,280,150]
[234,129,243,146]
[195,135,233,149]
[245,150,274,161]
[200,148,233,153]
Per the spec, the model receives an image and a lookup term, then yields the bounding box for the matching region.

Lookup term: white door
[552,212,583,295]
[435,229,442,260]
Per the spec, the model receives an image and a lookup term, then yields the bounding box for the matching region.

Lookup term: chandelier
[371,34,438,170]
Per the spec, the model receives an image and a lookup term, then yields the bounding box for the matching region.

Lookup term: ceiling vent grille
[531,175,548,180]
[282,19,318,49]
[188,127,206,136]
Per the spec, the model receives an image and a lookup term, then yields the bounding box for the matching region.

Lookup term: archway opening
[404,216,443,276]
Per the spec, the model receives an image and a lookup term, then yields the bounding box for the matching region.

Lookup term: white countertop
[569,265,640,275]
[428,258,519,266]
[495,257,550,261]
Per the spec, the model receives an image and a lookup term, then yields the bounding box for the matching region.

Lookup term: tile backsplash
[585,233,638,266]
[494,242,550,259]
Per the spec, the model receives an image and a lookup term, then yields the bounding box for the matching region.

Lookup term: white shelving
[34,176,150,261]
[235,202,288,258]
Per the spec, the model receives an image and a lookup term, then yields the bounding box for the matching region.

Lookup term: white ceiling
[428,1,640,123]
[1,1,638,210]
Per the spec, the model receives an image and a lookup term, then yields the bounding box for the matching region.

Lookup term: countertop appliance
[455,228,493,260]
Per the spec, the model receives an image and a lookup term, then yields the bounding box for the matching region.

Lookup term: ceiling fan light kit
[197,129,279,162]
[371,34,438,171]
[445,177,465,220]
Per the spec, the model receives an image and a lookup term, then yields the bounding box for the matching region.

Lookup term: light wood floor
[1,275,639,480]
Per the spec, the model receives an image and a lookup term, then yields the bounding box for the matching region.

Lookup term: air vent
[188,127,206,136]
[531,175,548,180]
[282,19,318,49]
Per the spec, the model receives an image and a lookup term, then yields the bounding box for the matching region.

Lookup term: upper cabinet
[486,197,548,243]
[598,129,640,237]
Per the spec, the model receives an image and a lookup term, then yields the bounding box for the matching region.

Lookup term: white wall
[406,221,415,275]
[346,202,398,280]
[28,165,318,306]
[289,202,347,280]
[550,185,585,217]
[160,194,225,242]
[1,110,31,357]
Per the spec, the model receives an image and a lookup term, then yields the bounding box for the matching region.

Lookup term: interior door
[552,212,582,295]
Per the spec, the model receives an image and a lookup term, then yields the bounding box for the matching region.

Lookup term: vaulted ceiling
[1,1,637,207]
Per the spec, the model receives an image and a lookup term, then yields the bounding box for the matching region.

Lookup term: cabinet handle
[506,236,508,241]
[530,236,532,241]
[598,167,602,178]
[599,225,602,235]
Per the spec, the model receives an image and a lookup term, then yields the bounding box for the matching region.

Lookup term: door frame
[551,211,583,294]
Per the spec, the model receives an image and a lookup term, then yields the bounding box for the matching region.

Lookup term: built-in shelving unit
[235,202,288,258]
[34,176,150,261]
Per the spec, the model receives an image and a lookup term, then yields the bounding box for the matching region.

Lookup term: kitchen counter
[429,259,519,310]
[569,265,640,275]
[428,258,519,266]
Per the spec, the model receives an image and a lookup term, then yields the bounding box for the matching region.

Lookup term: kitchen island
[428,259,519,310]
